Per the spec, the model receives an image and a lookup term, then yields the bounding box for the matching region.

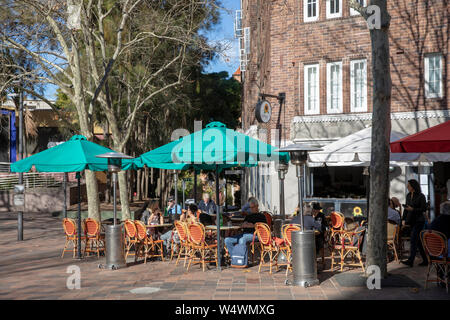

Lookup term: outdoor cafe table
[146,223,173,229]
[205,225,242,232]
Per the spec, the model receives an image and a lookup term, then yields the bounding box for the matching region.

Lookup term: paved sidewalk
[0,212,448,300]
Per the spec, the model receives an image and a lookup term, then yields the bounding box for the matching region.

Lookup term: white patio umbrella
[307,127,426,166]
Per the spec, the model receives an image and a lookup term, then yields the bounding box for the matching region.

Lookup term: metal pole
[113,172,117,225]
[215,167,221,271]
[182,179,186,209]
[364,167,370,222]
[77,172,82,259]
[193,170,198,203]
[63,173,67,218]
[174,171,178,214]
[280,174,285,220]
[225,178,227,212]
[296,164,304,230]
[17,83,24,241]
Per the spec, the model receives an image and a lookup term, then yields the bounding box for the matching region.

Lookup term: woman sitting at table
[147,202,164,239]
[181,204,199,224]
[160,203,198,255]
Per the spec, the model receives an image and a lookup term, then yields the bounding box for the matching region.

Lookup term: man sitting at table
[224,198,266,258]
[241,196,257,216]
[198,193,216,215]
[166,197,182,216]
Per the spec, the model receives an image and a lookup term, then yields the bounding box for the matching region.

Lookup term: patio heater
[96,152,133,270]
[274,161,289,255]
[278,143,322,287]
[276,161,289,220]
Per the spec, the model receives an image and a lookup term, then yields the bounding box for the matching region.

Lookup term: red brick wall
[242,0,449,140]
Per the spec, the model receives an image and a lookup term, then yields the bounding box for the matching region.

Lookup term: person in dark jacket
[429,202,450,240]
[401,179,428,267]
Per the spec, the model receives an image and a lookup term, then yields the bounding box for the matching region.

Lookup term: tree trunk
[74,71,100,221]
[366,0,391,278]
[85,170,101,221]
[145,167,149,199]
[141,168,145,200]
[118,170,131,220]
[136,169,142,200]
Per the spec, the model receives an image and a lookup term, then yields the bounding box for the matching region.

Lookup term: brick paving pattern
[0,212,448,300]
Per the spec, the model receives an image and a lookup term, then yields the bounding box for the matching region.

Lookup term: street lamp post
[278,143,322,287]
[96,152,133,270]
[10,79,24,241]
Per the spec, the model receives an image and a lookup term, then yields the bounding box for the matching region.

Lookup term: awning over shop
[308,127,423,166]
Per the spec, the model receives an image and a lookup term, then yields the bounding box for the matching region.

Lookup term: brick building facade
[238,0,449,215]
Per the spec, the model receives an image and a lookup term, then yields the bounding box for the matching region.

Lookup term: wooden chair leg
[357,251,365,272]
[202,250,206,272]
[321,247,325,267]
[184,246,190,267]
[62,239,68,258]
[258,250,264,273]
[445,265,449,294]
[425,264,431,290]
[393,245,399,262]
[144,244,148,264]
[170,241,176,261]
[159,243,164,261]
[330,250,333,270]
[269,251,273,274]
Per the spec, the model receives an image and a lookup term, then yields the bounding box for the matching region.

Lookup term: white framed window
[327,61,343,113]
[350,59,367,112]
[304,64,320,115]
[350,0,366,16]
[243,27,250,55]
[239,37,247,72]
[234,10,243,38]
[304,0,319,22]
[326,0,342,19]
[425,54,443,99]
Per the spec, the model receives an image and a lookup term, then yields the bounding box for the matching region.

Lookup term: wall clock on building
[255,99,272,123]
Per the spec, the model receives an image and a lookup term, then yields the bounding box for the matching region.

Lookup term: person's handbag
[230,243,248,268]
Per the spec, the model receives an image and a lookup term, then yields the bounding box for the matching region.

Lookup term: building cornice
[293,110,450,123]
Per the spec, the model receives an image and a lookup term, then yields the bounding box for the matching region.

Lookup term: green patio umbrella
[10,135,131,259]
[133,121,289,270]
[134,121,289,168]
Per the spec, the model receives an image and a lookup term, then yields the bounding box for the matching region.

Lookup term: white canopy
[307,127,438,166]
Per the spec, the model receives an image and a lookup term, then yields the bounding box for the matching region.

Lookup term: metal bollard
[291,230,319,287]
[102,224,127,270]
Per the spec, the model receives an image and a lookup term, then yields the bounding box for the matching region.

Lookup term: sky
[44,1,240,100]
[202,0,240,77]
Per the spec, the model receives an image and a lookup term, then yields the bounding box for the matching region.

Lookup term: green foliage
[186,70,242,130]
